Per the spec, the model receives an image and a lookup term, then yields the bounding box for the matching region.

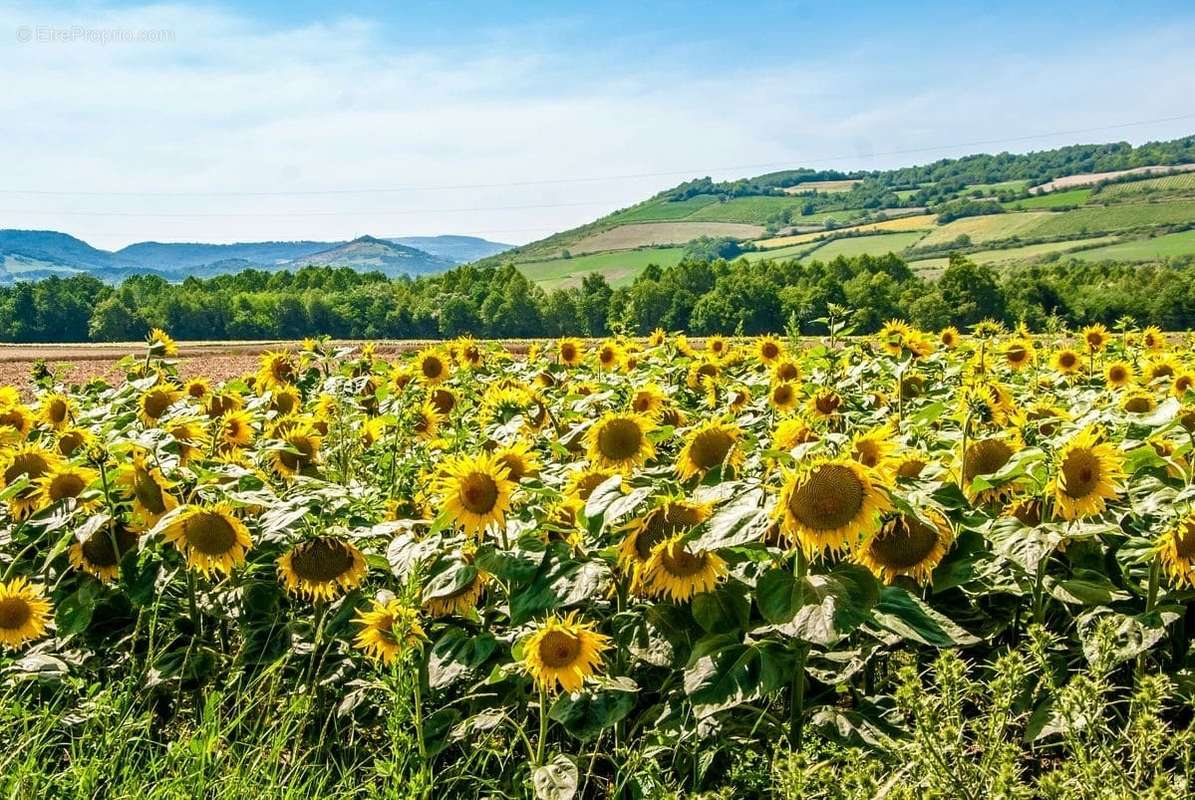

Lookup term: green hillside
[491,134,1195,290]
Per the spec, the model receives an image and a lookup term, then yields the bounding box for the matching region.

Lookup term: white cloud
[1,1,1193,249]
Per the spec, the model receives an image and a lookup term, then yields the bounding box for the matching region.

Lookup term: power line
[0,200,619,219]
[2,113,1192,199]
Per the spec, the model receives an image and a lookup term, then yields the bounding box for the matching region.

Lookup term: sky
[2,0,1195,250]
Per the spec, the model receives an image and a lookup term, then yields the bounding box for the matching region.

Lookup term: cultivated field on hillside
[1028,162,1195,193]
[567,221,764,255]
[801,231,925,261]
[1071,229,1195,262]
[917,211,1053,247]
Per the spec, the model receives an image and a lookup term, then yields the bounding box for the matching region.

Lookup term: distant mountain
[116,240,337,270]
[386,235,512,263]
[0,229,129,271]
[287,236,455,276]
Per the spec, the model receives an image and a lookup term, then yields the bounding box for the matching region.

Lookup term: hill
[286,236,454,276]
[386,235,512,263]
[475,134,1195,289]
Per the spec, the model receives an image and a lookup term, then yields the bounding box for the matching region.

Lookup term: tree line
[4,253,1195,343]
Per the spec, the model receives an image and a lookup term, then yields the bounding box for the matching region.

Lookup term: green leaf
[775,566,877,647]
[55,582,99,637]
[756,568,800,624]
[475,542,540,583]
[548,677,637,740]
[683,634,791,716]
[532,754,578,800]
[691,488,769,551]
[428,628,498,689]
[871,586,979,647]
[692,584,750,633]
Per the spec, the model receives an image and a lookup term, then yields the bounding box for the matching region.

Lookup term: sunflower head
[139,384,181,425]
[565,467,618,503]
[493,439,541,482]
[939,326,960,349]
[772,359,801,384]
[1141,325,1166,352]
[1123,393,1157,414]
[429,387,458,416]
[1081,323,1109,352]
[596,341,624,370]
[38,393,73,430]
[857,511,954,585]
[1053,348,1081,375]
[147,328,179,357]
[675,420,743,482]
[648,328,667,347]
[586,413,655,472]
[256,350,297,390]
[0,403,34,443]
[218,409,256,451]
[37,464,97,509]
[0,578,53,650]
[1157,516,1195,588]
[770,381,798,414]
[772,417,819,452]
[809,390,842,419]
[278,537,367,601]
[1004,339,1034,371]
[643,535,727,602]
[776,458,892,557]
[161,504,252,576]
[2,445,62,520]
[618,498,712,589]
[756,335,784,364]
[56,426,93,458]
[962,435,1021,504]
[1105,361,1134,389]
[1051,427,1123,521]
[423,555,490,617]
[435,452,516,536]
[630,384,666,417]
[557,338,584,367]
[69,521,140,581]
[353,598,425,664]
[272,425,322,477]
[522,611,611,693]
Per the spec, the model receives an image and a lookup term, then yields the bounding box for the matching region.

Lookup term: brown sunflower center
[421,357,444,379]
[497,454,528,482]
[854,441,882,468]
[868,515,940,569]
[431,389,456,415]
[635,504,704,560]
[1007,346,1027,364]
[659,544,707,577]
[0,409,26,431]
[59,431,85,457]
[964,439,1013,483]
[280,436,315,470]
[47,399,68,423]
[776,362,799,381]
[1124,396,1154,413]
[1152,364,1175,380]
[597,419,644,461]
[573,471,611,500]
[1174,521,1195,559]
[459,472,499,514]
[1108,365,1128,383]
[132,469,167,514]
[761,341,780,360]
[561,343,577,361]
[788,464,866,531]
[538,629,581,669]
[897,458,927,478]
[772,385,794,406]
[289,539,356,582]
[81,525,139,568]
[1010,499,1042,527]
[0,597,33,631]
[184,512,240,556]
[1059,352,1077,369]
[697,363,718,379]
[143,390,174,419]
[688,429,733,470]
[1060,448,1101,499]
[814,392,841,415]
[50,473,86,500]
[7,453,50,498]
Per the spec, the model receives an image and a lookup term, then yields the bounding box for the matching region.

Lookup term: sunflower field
[3,321,1195,798]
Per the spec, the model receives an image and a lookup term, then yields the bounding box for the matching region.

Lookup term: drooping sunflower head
[272,425,322,477]
[586,413,655,472]
[139,384,181,426]
[353,598,425,665]
[37,464,97,510]
[1156,516,1195,588]
[1123,392,1158,415]
[961,435,1021,504]
[894,452,930,480]
[412,400,443,442]
[206,391,244,420]
[557,337,584,367]
[686,360,721,390]
[478,384,535,428]
[429,387,458,417]
[1105,360,1135,389]
[675,419,743,482]
[277,537,367,601]
[423,555,490,617]
[521,611,611,693]
[256,350,297,390]
[2,445,62,520]
[56,426,92,458]
[643,535,727,602]
[69,520,140,581]
[161,504,252,577]
[0,578,53,650]
[618,498,712,589]
[565,466,618,503]
[218,409,256,452]
[1053,348,1081,375]
[648,327,667,347]
[147,328,178,357]
[770,381,799,414]
[776,458,892,557]
[808,389,842,419]
[1173,373,1195,398]
[856,511,954,585]
[165,417,207,464]
[268,384,302,417]
[850,425,897,474]
[38,393,73,430]
[415,348,451,384]
[493,439,541,483]
[772,417,819,452]
[0,402,34,443]
[435,452,516,536]
[1081,323,1110,353]
[116,451,179,528]
[1051,426,1123,521]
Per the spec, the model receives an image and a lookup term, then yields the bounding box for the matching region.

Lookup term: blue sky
[3,0,1194,248]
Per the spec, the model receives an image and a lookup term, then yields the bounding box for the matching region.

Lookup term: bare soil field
[566,221,765,254]
[1029,163,1195,194]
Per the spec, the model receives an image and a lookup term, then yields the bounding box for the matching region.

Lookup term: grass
[907,235,1122,275]
[604,195,720,224]
[754,214,936,249]
[918,212,1052,247]
[1027,200,1195,238]
[517,247,686,289]
[964,178,1031,194]
[800,231,925,261]
[684,196,864,225]
[1069,229,1195,262]
[1004,187,1093,209]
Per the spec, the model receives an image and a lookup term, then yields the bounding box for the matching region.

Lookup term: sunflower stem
[535,685,549,767]
[789,547,809,750]
[1137,558,1162,679]
[413,646,428,765]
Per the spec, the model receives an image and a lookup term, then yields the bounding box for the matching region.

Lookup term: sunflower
[161,504,252,576]
[686,360,721,389]
[1050,427,1123,521]
[390,366,413,392]
[642,535,727,602]
[277,537,367,601]
[1145,358,1177,384]
[630,384,667,418]
[184,377,212,402]
[415,347,451,384]
[478,384,535,428]
[116,452,179,528]
[705,335,729,359]
[139,384,181,426]
[206,391,243,420]
[961,436,1021,504]
[147,328,179,357]
[69,521,140,581]
[455,336,483,368]
[1053,348,1082,375]
[756,335,785,364]
[1081,323,1110,353]
[268,384,302,416]
[856,511,954,585]
[1105,360,1135,389]
[166,417,207,463]
[769,381,799,414]
[772,359,801,384]
[217,409,255,451]
[55,426,92,458]
[412,400,442,442]
[772,417,819,451]
[360,416,389,448]
[256,350,297,391]
[776,458,891,557]
[429,387,458,416]
[557,337,584,367]
[895,452,930,479]
[1003,339,1035,371]
[1156,516,1195,588]
[353,598,425,664]
[2,445,62,519]
[271,425,321,477]
[878,319,912,357]
[435,452,515,536]
[493,439,541,482]
[675,420,743,482]
[808,390,842,419]
[1005,496,1045,527]
[1141,325,1166,352]
[595,340,624,371]
[522,611,611,693]
[1122,393,1157,414]
[586,413,655,472]
[939,326,960,349]
[0,403,34,443]
[423,558,490,617]
[648,328,667,347]
[37,393,73,430]
[618,498,711,589]
[36,464,97,509]
[0,578,52,649]
[851,425,897,474]
[564,467,618,503]
[1173,373,1195,398]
